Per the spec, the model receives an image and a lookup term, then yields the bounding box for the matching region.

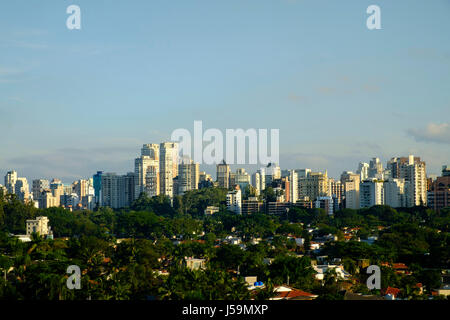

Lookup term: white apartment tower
[341,171,360,209]
[135,155,159,198]
[405,156,427,206]
[257,168,266,192]
[387,155,427,207]
[357,162,369,182]
[15,178,30,202]
[384,178,409,208]
[160,142,178,197]
[177,158,200,195]
[360,179,384,208]
[252,172,261,196]
[141,143,160,159]
[135,143,160,198]
[289,170,298,204]
[4,170,18,195]
[226,186,242,214]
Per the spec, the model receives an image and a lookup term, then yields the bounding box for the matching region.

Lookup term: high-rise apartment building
[160,142,178,197]
[226,185,242,214]
[144,164,159,197]
[254,168,267,195]
[384,178,409,208]
[135,155,159,198]
[271,177,290,202]
[265,163,281,186]
[427,166,450,213]
[217,160,231,189]
[242,196,264,215]
[388,155,427,206]
[295,169,311,179]
[229,172,236,187]
[234,168,251,192]
[442,165,450,177]
[177,158,200,195]
[32,179,49,204]
[141,143,160,159]
[93,171,103,204]
[341,171,360,209]
[289,170,298,204]
[4,170,18,195]
[387,156,421,179]
[360,179,384,208]
[368,158,383,179]
[50,179,64,207]
[101,172,136,209]
[295,169,311,200]
[328,178,344,211]
[315,196,334,215]
[72,179,90,199]
[357,162,369,182]
[15,178,30,202]
[40,190,59,209]
[199,171,213,188]
[252,171,261,196]
[299,170,329,202]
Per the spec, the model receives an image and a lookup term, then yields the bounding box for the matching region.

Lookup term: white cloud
[408,122,450,144]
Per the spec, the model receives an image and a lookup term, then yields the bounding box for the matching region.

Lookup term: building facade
[226,186,242,214]
[177,158,200,195]
[217,160,231,189]
[360,179,384,208]
[160,142,178,197]
[427,166,450,213]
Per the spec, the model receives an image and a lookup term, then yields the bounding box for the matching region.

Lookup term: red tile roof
[384,286,401,297]
[392,263,408,270]
[274,289,318,299]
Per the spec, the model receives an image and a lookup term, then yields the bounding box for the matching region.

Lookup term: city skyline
[1,0,450,182]
[3,144,442,213]
[0,143,447,185]
[1,139,444,184]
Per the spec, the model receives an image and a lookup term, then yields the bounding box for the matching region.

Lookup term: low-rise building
[270,285,318,300]
[204,206,219,215]
[185,257,206,270]
[242,197,264,215]
[313,264,351,281]
[26,216,51,237]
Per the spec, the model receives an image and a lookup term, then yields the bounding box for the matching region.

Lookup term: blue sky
[1,0,449,183]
